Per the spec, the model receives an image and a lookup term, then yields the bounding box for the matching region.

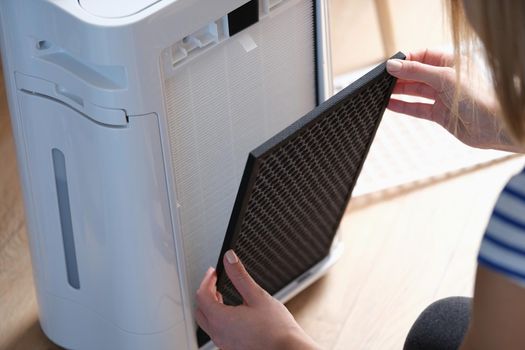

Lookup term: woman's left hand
[195,250,320,350]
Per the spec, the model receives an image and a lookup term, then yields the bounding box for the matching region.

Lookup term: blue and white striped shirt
[478,169,525,287]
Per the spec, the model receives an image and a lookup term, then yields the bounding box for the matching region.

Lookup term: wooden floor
[1,66,524,349]
[288,156,524,349]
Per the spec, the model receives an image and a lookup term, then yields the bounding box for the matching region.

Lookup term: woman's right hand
[386,49,522,153]
[195,250,319,350]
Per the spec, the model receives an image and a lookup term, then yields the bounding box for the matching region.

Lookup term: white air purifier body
[0,0,341,349]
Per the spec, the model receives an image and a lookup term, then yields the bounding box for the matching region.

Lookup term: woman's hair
[449,0,525,143]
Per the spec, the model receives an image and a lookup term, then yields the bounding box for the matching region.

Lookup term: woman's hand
[386,49,522,153]
[195,250,320,350]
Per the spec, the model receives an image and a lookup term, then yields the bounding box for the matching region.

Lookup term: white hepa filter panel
[162,0,317,298]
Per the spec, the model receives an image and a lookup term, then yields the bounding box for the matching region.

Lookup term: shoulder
[478,169,525,288]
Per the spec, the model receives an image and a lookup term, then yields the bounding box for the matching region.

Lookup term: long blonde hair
[449,0,525,144]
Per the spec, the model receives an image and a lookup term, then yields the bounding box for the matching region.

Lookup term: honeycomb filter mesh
[208,53,405,310]
[197,53,404,345]
[211,53,405,310]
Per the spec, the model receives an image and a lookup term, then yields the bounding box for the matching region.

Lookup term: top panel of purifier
[78,0,164,18]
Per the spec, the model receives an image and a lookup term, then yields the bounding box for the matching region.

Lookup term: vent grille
[217,55,402,306]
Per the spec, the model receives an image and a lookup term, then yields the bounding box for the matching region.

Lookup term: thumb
[223,250,266,306]
[387,59,452,91]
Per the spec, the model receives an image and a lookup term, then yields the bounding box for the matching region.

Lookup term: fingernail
[225,250,239,264]
[206,267,214,276]
[387,59,402,72]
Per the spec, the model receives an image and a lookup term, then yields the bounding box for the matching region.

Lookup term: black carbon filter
[215,52,404,306]
[197,52,404,346]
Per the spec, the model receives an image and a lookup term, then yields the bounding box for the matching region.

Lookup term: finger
[197,267,217,302]
[199,267,218,298]
[199,267,215,291]
[223,250,264,306]
[195,308,211,335]
[196,267,222,313]
[216,291,224,304]
[387,59,452,91]
[392,81,436,100]
[406,49,454,67]
[387,98,434,120]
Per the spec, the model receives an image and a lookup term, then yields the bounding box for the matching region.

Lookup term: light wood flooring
[287,156,524,349]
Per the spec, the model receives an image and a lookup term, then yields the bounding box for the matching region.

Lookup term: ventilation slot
[169,18,227,67]
[52,148,80,290]
[227,0,259,36]
[260,0,288,16]
[269,0,283,10]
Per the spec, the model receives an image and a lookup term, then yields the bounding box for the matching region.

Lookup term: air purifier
[0,0,337,349]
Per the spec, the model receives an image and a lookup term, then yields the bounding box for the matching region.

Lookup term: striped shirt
[478,169,525,287]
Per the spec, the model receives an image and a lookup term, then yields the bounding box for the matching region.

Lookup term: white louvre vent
[165,16,229,68]
[260,0,289,16]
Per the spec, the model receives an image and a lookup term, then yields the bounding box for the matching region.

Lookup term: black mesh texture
[214,54,403,307]
[197,53,404,347]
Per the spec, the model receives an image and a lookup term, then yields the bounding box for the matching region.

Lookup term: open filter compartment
[216,52,405,307]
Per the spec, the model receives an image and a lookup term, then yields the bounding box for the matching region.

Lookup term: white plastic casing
[0,0,337,349]
[79,0,162,18]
